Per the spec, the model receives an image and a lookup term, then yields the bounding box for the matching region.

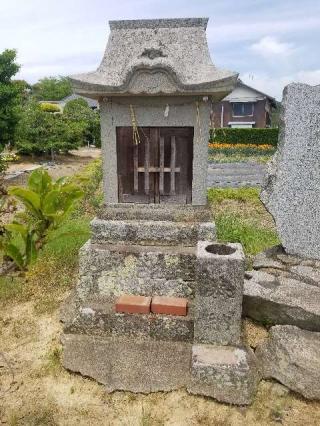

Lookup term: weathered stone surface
[290,265,320,287]
[77,241,196,299]
[261,83,320,259]
[98,203,213,223]
[90,218,216,246]
[194,242,245,345]
[70,18,237,97]
[62,299,194,342]
[62,334,192,393]
[256,325,320,399]
[189,344,260,405]
[243,271,320,331]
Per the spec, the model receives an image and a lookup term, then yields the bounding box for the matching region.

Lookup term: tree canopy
[0,49,23,148]
[32,76,72,101]
[15,102,83,155]
[63,98,101,147]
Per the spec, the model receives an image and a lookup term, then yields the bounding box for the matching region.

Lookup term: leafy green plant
[0,168,83,270]
[0,223,37,270]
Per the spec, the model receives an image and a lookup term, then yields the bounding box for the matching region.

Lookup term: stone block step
[91,218,216,246]
[63,299,194,343]
[98,203,213,223]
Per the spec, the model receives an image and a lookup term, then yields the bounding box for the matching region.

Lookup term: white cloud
[209,16,320,44]
[250,36,295,57]
[241,69,320,100]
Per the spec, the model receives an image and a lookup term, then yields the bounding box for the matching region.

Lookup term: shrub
[0,168,83,270]
[210,128,279,146]
[39,102,61,113]
[15,102,83,155]
[63,98,101,147]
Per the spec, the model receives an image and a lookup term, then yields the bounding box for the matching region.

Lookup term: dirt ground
[1,148,101,227]
[1,299,320,425]
[5,147,101,181]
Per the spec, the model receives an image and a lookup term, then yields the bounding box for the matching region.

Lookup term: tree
[15,102,83,156]
[32,76,72,101]
[0,49,22,149]
[63,98,101,147]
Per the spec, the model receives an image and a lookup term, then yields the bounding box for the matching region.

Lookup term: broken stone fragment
[255,325,320,400]
[243,271,320,331]
[188,344,260,405]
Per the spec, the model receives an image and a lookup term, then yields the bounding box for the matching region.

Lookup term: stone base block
[188,344,260,405]
[62,334,191,393]
[77,240,197,300]
[62,298,194,342]
[91,218,216,246]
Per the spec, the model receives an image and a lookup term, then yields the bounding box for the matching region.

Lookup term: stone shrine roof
[70,18,238,98]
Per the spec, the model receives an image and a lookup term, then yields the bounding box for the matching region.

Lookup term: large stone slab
[62,334,191,393]
[260,83,320,259]
[243,270,320,331]
[188,344,260,405]
[256,325,320,399]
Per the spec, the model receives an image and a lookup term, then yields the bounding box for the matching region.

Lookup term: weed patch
[208,187,261,204]
[215,213,279,255]
[0,276,24,304]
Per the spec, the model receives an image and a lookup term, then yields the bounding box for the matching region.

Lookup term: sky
[1,0,320,100]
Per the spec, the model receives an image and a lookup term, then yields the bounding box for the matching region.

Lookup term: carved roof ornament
[70,18,238,98]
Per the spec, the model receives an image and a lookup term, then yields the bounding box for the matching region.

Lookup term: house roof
[59,93,98,108]
[226,80,277,107]
[69,18,238,98]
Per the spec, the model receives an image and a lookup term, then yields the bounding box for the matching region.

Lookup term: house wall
[213,99,268,128]
[100,96,211,206]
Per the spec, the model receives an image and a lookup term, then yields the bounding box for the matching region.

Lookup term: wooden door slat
[170,136,176,195]
[144,136,150,195]
[133,144,138,193]
[159,136,164,195]
[137,167,180,173]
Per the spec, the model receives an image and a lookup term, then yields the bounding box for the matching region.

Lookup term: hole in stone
[205,244,236,256]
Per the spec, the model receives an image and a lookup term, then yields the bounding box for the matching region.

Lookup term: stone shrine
[61,18,260,405]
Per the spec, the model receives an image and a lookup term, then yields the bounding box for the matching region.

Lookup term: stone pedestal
[194,242,245,345]
[61,205,260,405]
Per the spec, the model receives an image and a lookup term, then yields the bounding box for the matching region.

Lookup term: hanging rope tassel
[129,104,141,145]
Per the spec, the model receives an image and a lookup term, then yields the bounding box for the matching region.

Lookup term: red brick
[115,295,151,314]
[151,296,188,316]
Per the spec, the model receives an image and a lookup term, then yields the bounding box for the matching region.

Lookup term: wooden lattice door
[117,127,193,204]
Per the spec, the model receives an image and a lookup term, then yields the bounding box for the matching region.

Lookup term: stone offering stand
[61,18,261,405]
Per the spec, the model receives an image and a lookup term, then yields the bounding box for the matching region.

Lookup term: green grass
[215,213,279,256]
[0,276,24,303]
[208,187,280,256]
[208,187,261,204]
